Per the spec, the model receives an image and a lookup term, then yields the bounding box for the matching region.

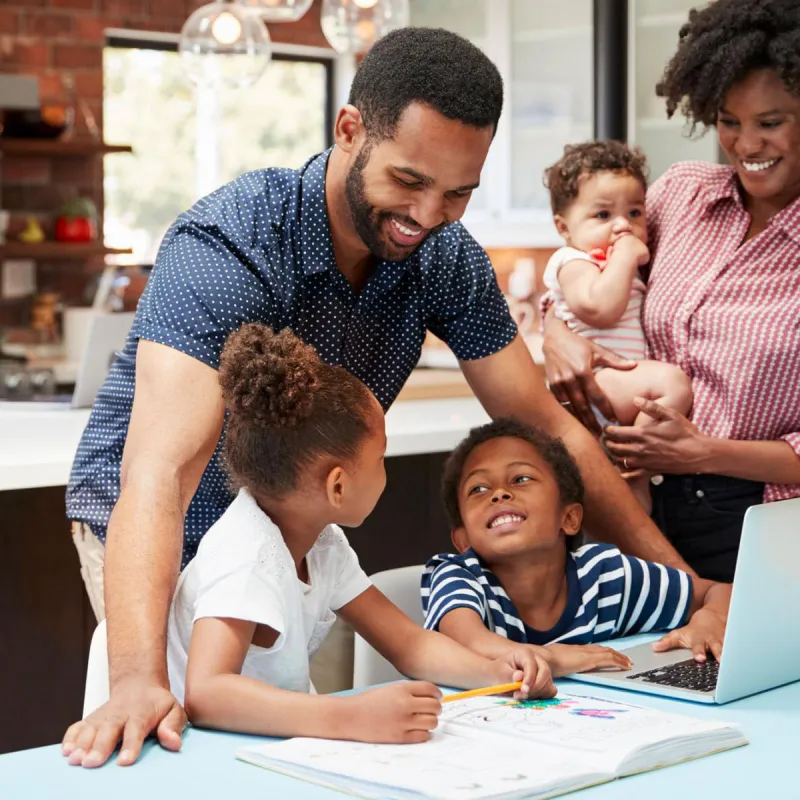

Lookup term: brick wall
[0,0,328,325]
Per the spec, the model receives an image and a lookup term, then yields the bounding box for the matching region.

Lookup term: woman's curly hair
[657,0,800,130]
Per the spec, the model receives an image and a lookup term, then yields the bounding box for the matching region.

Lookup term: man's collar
[299,149,336,276]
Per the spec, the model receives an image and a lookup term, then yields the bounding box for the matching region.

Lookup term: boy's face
[451,437,582,564]
[555,171,647,254]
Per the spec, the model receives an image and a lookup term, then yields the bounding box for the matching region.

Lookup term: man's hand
[653,608,726,662]
[542,643,632,677]
[62,680,186,768]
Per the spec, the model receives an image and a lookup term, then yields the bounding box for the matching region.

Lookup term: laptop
[569,496,800,704]
[0,312,134,410]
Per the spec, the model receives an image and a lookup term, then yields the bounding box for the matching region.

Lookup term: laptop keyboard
[627,657,719,693]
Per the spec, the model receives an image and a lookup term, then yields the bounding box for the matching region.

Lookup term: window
[103,35,334,265]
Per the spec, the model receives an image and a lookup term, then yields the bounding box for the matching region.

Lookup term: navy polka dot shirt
[66,151,517,567]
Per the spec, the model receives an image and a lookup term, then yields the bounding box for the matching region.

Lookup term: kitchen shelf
[0,242,133,260]
[0,138,132,157]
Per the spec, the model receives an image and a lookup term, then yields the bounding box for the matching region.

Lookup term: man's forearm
[104,478,184,688]
[549,416,694,573]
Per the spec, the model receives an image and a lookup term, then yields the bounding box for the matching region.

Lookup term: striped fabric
[421,543,692,646]
[644,161,800,503]
[542,246,648,360]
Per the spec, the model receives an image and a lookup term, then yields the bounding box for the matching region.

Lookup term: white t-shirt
[167,488,371,705]
[542,245,647,361]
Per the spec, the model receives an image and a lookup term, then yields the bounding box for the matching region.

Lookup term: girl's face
[555,171,647,254]
[717,69,800,211]
[451,437,581,564]
[334,399,388,528]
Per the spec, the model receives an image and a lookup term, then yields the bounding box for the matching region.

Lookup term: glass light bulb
[180,1,271,89]
[211,11,242,45]
[320,0,409,55]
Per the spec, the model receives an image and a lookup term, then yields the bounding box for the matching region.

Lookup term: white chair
[352,564,426,688]
[83,619,110,717]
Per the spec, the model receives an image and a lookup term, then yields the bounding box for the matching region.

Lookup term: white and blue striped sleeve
[421,560,488,632]
[614,555,693,636]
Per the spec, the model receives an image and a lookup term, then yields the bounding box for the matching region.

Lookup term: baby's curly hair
[657,0,800,130]
[218,323,376,497]
[441,418,585,551]
[544,140,648,215]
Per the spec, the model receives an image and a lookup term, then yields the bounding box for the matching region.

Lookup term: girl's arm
[183,616,442,743]
[339,586,554,695]
[558,237,648,329]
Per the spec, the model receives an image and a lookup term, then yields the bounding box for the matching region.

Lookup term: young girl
[166,324,552,745]
[541,141,693,509]
[422,418,730,674]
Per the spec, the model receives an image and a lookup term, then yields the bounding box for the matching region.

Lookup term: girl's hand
[653,608,726,662]
[491,648,556,699]
[346,682,443,744]
[542,643,632,677]
[604,397,709,474]
[543,315,636,435]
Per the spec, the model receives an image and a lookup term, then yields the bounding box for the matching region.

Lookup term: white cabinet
[628,0,721,181]
[409,0,593,248]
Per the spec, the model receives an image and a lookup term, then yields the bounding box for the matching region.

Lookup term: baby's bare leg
[595,361,693,515]
[595,360,692,425]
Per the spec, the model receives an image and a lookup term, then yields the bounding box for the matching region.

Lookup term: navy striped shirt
[421,543,692,645]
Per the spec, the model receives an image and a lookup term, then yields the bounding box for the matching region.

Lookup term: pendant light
[179,0,272,89]
[236,0,314,21]
[320,0,409,55]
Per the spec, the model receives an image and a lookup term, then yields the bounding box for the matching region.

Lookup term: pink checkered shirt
[644,161,800,503]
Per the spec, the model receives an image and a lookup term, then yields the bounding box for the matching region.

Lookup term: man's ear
[561,503,583,539]
[333,104,364,153]
[324,465,346,509]
[451,526,470,553]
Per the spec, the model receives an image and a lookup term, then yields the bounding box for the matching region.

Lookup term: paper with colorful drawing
[236,692,747,800]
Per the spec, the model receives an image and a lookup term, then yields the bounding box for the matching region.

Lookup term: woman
[543,0,800,583]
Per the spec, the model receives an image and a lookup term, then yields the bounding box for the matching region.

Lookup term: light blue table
[3,642,799,799]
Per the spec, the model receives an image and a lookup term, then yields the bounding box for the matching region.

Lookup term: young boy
[542,141,693,510]
[421,418,729,677]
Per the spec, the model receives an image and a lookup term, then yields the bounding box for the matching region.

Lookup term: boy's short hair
[543,140,649,215]
[441,417,585,536]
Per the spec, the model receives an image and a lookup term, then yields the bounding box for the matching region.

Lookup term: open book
[236,692,747,800]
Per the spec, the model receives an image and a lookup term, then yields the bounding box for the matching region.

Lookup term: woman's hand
[603,397,710,474]
[543,312,636,435]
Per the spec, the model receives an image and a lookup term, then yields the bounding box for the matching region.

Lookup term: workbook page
[439,693,736,770]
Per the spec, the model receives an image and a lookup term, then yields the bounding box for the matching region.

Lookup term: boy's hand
[346,682,442,744]
[542,643,632,677]
[653,608,726,662]
[490,648,556,699]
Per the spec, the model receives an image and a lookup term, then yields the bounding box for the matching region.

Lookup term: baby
[541,141,692,509]
[421,418,730,676]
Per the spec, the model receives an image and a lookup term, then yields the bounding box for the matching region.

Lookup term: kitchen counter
[0,394,490,493]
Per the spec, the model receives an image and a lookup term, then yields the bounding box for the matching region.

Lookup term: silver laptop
[570,496,800,704]
[0,312,134,410]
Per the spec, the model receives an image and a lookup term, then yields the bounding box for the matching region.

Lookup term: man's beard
[344,144,445,262]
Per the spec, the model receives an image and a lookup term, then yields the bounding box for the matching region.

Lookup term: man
[63,27,689,768]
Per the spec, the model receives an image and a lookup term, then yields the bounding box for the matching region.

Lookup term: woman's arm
[340,586,554,695]
[604,398,800,485]
[183,616,445,744]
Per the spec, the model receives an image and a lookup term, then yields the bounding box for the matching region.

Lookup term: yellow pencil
[441,681,524,704]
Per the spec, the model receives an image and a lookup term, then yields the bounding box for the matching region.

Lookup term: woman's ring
[623,458,629,470]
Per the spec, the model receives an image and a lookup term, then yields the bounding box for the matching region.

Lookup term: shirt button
[695,489,705,498]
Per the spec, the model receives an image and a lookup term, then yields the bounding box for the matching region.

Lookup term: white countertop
[0,398,490,492]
